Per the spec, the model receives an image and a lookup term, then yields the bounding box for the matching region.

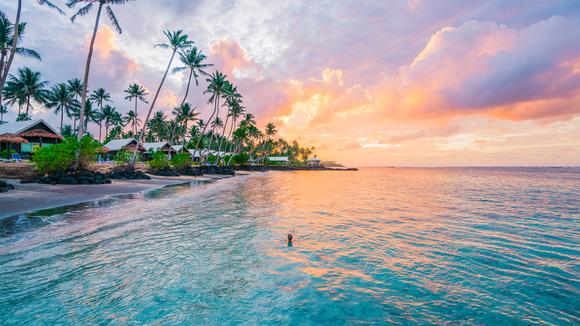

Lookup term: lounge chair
[11,153,21,162]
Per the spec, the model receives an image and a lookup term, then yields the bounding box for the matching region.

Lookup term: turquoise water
[0,168,579,324]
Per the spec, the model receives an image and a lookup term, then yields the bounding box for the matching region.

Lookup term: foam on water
[0,167,578,324]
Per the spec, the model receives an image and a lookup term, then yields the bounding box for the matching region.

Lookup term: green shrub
[231,153,250,165]
[113,149,134,166]
[171,153,192,169]
[206,155,217,165]
[148,151,169,169]
[33,136,101,174]
[1,149,16,159]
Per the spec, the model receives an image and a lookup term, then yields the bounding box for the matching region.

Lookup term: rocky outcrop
[148,167,180,176]
[0,180,15,192]
[178,167,203,176]
[199,165,235,175]
[106,168,151,180]
[31,170,111,185]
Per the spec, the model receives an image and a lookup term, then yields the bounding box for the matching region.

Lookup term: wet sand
[0,175,234,219]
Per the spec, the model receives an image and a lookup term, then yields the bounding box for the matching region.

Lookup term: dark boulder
[0,180,15,193]
[33,170,111,185]
[178,167,203,176]
[199,165,235,175]
[148,167,180,176]
[107,168,151,180]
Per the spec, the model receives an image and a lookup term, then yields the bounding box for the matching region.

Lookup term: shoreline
[0,174,239,219]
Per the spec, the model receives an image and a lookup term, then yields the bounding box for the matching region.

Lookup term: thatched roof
[19,129,63,140]
[0,133,29,144]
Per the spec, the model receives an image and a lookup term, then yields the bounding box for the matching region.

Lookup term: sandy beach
[0,174,235,219]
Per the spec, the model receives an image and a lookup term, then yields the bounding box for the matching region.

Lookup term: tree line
[0,1,315,165]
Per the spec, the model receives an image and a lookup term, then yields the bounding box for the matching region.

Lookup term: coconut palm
[124,110,140,135]
[147,111,167,142]
[194,71,229,161]
[0,0,62,108]
[169,102,198,145]
[3,67,49,115]
[67,0,134,138]
[0,104,7,123]
[101,104,117,139]
[135,30,193,146]
[89,87,111,113]
[66,78,83,130]
[123,83,148,126]
[172,46,213,105]
[217,83,242,162]
[16,112,30,121]
[262,122,277,163]
[81,99,99,131]
[45,83,80,132]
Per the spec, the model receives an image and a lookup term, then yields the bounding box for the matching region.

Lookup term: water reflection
[0,168,578,325]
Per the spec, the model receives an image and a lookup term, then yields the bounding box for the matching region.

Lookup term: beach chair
[11,153,22,162]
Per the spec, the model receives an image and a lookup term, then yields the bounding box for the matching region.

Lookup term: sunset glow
[4,0,580,166]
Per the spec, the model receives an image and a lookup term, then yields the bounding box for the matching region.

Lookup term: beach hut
[307,157,321,167]
[143,142,175,160]
[0,119,63,160]
[171,145,189,154]
[268,156,289,165]
[103,138,145,160]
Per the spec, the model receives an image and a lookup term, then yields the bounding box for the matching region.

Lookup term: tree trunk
[216,113,229,164]
[98,122,102,142]
[193,98,218,164]
[60,107,64,133]
[131,48,178,166]
[0,0,22,109]
[78,2,104,139]
[25,95,30,115]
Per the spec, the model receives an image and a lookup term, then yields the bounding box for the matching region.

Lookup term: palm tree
[0,104,7,123]
[172,46,213,105]
[89,87,111,112]
[3,67,49,115]
[101,104,117,139]
[45,83,80,132]
[217,82,242,162]
[61,124,73,137]
[147,111,167,142]
[94,111,104,142]
[124,110,140,135]
[81,99,99,131]
[68,0,134,138]
[123,83,148,127]
[262,122,277,163]
[136,30,193,145]
[16,112,30,121]
[194,71,229,161]
[66,78,83,130]
[0,0,62,107]
[169,102,198,145]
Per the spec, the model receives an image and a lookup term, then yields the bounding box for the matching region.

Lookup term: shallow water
[0,167,579,325]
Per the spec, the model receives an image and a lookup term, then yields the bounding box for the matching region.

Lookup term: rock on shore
[107,169,151,180]
[0,180,15,193]
[31,170,111,185]
[148,167,180,176]
[199,166,235,175]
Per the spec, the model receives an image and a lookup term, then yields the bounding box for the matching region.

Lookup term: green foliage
[1,149,17,159]
[33,136,101,174]
[206,155,217,165]
[171,153,192,169]
[113,149,133,165]
[32,145,42,153]
[148,151,169,169]
[230,153,249,165]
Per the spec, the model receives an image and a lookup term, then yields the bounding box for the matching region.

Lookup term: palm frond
[14,48,42,61]
[37,0,65,15]
[171,66,187,73]
[71,2,93,22]
[105,5,122,34]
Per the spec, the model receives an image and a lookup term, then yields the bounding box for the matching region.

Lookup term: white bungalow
[142,141,175,159]
[307,157,321,167]
[268,156,289,165]
[103,138,145,159]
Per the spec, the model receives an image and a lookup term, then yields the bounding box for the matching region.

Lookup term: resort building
[103,138,145,160]
[142,142,175,160]
[307,157,321,167]
[0,119,63,160]
[268,156,289,165]
[171,145,189,155]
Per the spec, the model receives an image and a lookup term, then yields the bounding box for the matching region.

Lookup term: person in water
[287,231,294,247]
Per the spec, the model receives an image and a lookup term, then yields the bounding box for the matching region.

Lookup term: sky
[1,0,580,167]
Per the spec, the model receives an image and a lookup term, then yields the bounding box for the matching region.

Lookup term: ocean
[0,167,578,324]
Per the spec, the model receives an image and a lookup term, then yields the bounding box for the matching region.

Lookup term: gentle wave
[0,168,579,325]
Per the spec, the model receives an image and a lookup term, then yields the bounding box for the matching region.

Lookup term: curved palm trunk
[98,122,102,142]
[193,98,218,164]
[131,48,178,166]
[169,69,194,144]
[216,113,230,165]
[60,107,64,133]
[78,2,104,139]
[134,98,139,130]
[0,0,22,109]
